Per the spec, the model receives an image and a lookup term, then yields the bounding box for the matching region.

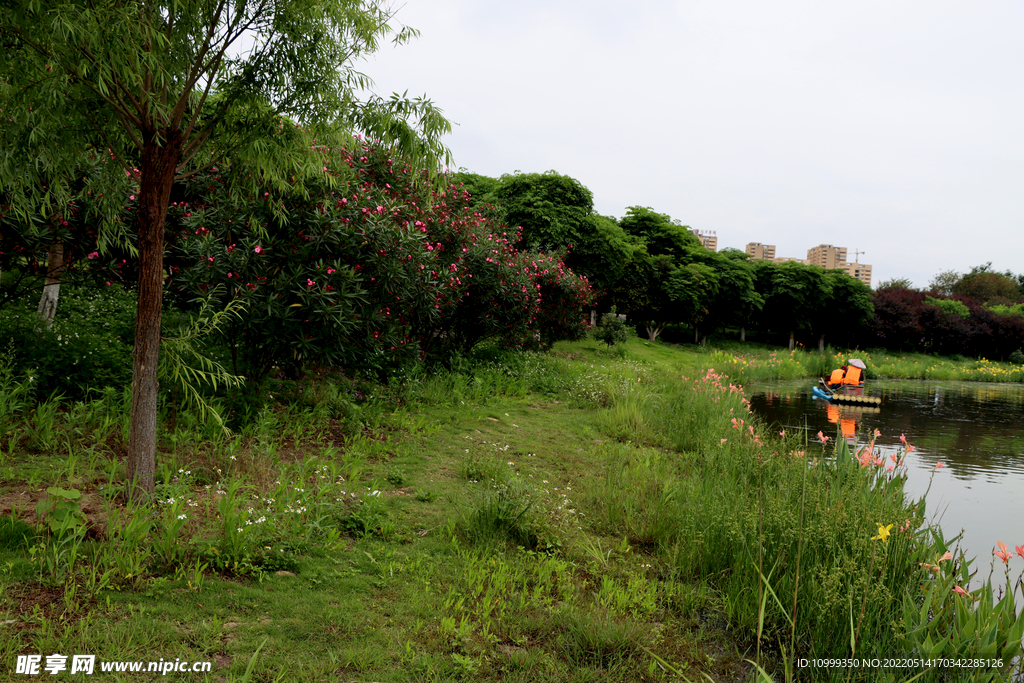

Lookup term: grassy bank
[1,339,1022,682]
[695,343,1024,385]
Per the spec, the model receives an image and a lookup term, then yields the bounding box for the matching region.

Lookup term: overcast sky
[360,0,1023,289]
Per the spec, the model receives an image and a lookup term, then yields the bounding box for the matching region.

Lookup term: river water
[747,379,1024,586]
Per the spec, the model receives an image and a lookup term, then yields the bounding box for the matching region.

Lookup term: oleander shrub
[166,142,592,380]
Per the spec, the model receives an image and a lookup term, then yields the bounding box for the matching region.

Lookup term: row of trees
[867,267,1024,358]
[453,170,1024,359]
[453,170,875,350]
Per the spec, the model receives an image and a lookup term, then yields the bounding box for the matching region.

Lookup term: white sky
[361,0,1024,289]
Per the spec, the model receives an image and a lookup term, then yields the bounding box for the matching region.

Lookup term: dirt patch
[1,488,112,541]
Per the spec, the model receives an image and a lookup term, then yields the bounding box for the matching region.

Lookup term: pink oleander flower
[87,251,99,259]
[307,279,315,287]
[254,245,262,253]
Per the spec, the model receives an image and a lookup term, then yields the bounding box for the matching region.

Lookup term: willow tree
[1,0,451,498]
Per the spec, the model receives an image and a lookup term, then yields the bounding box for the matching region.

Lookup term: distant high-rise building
[745,242,776,260]
[692,229,717,251]
[843,262,872,288]
[807,244,848,270]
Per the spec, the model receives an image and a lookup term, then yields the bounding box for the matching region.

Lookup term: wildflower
[934,461,945,469]
[952,585,971,597]
[720,438,728,444]
[779,430,785,437]
[994,541,1011,564]
[938,551,953,562]
[871,523,893,543]
[817,431,829,444]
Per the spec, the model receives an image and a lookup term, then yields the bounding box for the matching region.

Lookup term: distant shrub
[594,310,630,347]
[1010,349,1024,365]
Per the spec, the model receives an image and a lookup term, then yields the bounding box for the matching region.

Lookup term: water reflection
[749,379,1024,584]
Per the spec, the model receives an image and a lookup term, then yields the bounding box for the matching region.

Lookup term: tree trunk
[694,327,699,344]
[127,133,181,501]
[788,331,795,351]
[818,334,825,352]
[740,326,746,342]
[590,309,597,327]
[645,323,663,342]
[36,239,64,327]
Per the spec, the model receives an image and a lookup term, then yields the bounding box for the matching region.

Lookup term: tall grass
[575,341,1023,679]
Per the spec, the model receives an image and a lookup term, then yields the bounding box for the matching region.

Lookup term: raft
[829,393,882,405]
[812,386,882,405]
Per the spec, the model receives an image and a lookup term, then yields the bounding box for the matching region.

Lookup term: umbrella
[848,358,867,369]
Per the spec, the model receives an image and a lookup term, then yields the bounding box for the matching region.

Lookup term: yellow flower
[871,523,893,543]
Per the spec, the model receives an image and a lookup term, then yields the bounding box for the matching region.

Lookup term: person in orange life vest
[827,364,864,389]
